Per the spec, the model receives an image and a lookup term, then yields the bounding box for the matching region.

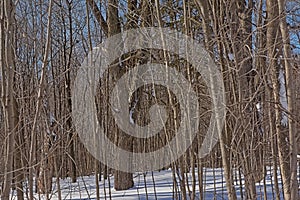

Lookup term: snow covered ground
[10,167,300,200]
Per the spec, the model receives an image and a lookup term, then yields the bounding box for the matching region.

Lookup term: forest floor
[10,166,300,200]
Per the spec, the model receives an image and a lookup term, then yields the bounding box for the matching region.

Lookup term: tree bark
[266,0,291,199]
[195,1,237,199]
[0,0,19,199]
[28,0,53,197]
[106,0,134,190]
[86,0,108,36]
[277,0,299,199]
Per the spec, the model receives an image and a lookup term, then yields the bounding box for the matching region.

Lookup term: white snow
[129,100,138,124]
[255,103,261,112]
[10,166,300,200]
[279,68,288,126]
[50,113,56,124]
[228,53,235,61]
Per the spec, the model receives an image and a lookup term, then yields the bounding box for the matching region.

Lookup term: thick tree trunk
[236,1,262,198]
[88,0,134,191]
[107,0,134,190]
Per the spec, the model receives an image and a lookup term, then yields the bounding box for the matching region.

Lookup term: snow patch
[279,69,288,126]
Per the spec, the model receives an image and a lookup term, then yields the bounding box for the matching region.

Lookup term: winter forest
[0,0,300,199]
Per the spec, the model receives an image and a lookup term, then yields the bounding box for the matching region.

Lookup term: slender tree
[0,0,19,199]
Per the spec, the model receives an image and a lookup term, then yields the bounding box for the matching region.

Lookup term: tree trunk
[14,133,24,200]
[107,0,134,190]
[277,0,299,199]
[0,0,19,199]
[196,1,238,199]
[266,1,291,199]
[65,0,77,183]
[28,0,53,197]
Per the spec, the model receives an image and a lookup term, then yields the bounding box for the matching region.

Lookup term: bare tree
[0,0,299,199]
[277,0,299,199]
[28,0,53,198]
[0,0,19,199]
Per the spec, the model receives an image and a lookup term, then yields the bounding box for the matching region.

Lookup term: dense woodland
[0,0,299,199]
